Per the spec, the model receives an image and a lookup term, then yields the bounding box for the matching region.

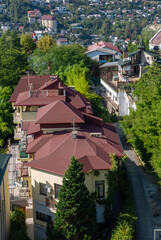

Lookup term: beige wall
[31,168,108,202]
[31,168,108,239]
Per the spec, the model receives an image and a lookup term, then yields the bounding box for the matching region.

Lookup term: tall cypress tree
[53,156,98,240]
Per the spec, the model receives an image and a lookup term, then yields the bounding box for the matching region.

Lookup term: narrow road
[115,122,161,240]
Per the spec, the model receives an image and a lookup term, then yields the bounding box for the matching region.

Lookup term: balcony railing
[19,187,30,197]
[13,112,21,122]
[14,128,22,140]
[46,196,56,211]
[19,145,28,159]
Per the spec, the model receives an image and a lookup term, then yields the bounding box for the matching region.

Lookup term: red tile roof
[87,41,121,53]
[150,29,161,45]
[10,75,59,103]
[22,122,31,131]
[42,15,56,20]
[10,75,92,114]
[35,100,85,124]
[69,94,86,110]
[27,122,41,135]
[26,124,123,175]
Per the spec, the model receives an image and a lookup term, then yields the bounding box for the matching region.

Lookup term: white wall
[118,90,129,116]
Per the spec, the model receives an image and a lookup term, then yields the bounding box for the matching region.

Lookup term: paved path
[115,122,161,240]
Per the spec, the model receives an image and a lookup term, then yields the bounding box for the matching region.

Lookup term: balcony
[22,112,37,122]
[14,128,22,140]
[46,196,56,213]
[101,74,133,93]
[13,112,21,123]
[19,187,30,197]
[19,145,28,159]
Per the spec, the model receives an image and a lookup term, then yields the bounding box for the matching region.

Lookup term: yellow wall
[0,165,10,240]
[4,166,10,239]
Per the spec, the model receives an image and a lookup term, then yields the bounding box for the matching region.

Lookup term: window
[36,211,52,223]
[39,183,47,196]
[95,181,105,198]
[54,184,61,199]
[22,180,28,188]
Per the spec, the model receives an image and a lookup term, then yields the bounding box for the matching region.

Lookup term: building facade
[0,154,11,240]
[10,75,123,240]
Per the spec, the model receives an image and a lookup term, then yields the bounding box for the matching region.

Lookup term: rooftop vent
[50,76,57,81]
[90,132,102,137]
[72,130,77,139]
[69,86,75,91]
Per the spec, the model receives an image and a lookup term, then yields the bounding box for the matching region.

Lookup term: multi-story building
[0,154,11,240]
[9,75,92,196]
[100,45,159,116]
[41,15,57,33]
[10,75,123,240]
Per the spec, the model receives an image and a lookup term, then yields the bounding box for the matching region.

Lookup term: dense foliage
[104,154,122,223]
[0,31,28,87]
[0,86,14,146]
[110,168,137,240]
[121,65,161,184]
[10,208,30,240]
[51,156,98,240]
[29,44,92,75]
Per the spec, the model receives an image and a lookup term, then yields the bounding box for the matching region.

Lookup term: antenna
[26,71,30,87]
[72,118,75,131]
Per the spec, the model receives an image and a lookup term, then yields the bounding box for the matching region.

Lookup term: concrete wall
[118,90,129,116]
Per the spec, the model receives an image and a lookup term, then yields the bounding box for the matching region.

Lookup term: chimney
[123,45,128,61]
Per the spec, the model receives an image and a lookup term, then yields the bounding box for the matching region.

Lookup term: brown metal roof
[35,100,85,124]
[26,124,123,175]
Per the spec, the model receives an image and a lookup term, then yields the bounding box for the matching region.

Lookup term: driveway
[115,122,161,240]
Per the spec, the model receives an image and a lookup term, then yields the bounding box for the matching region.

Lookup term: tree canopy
[52,156,98,240]
[0,48,28,87]
[10,208,30,240]
[0,86,14,146]
[29,44,92,75]
[20,33,36,55]
[120,65,161,183]
[37,35,54,51]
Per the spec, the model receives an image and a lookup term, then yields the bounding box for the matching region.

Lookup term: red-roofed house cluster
[10,75,123,239]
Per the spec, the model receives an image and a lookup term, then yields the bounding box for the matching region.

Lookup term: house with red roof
[10,75,123,240]
[149,29,161,50]
[85,41,122,63]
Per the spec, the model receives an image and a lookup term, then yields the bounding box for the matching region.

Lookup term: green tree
[0,48,28,87]
[0,86,14,147]
[53,156,98,240]
[65,64,90,95]
[0,30,20,50]
[20,33,36,55]
[37,35,54,51]
[121,65,161,183]
[10,208,30,240]
[29,44,92,75]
